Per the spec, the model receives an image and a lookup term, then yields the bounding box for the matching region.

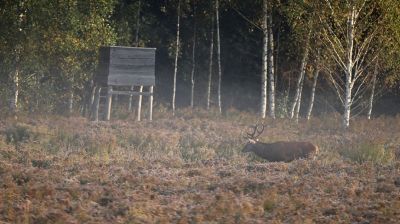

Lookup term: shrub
[339,142,395,164]
[4,124,32,150]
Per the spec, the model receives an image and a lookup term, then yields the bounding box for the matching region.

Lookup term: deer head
[242,123,265,153]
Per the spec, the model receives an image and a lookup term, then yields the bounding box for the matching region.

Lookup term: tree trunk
[306,69,319,120]
[207,10,214,111]
[343,8,356,128]
[274,28,280,91]
[134,0,141,47]
[344,74,352,128]
[285,72,291,117]
[215,0,222,114]
[267,10,275,119]
[68,90,74,114]
[172,0,181,116]
[87,81,96,117]
[91,86,101,122]
[294,73,304,123]
[290,34,310,119]
[190,3,197,108]
[260,0,268,119]
[367,63,378,120]
[10,66,19,114]
[128,0,141,112]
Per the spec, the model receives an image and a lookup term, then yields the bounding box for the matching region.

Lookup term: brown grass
[0,109,400,223]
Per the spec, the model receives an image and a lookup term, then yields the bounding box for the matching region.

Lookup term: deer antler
[245,122,265,140]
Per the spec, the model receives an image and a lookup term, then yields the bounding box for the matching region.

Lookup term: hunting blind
[92,46,156,121]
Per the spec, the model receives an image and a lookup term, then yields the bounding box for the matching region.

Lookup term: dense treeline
[0,0,399,127]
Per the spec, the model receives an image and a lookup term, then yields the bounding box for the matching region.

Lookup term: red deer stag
[242,123,319,162]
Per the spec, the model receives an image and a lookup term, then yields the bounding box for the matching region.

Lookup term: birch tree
[190,1,197,108]
[9,1,26,115]
[267,8,276,119]
[320,0,389,127]
[284,0,316,122]
[289,34,310,121]
[207,8,214,111]
[215,0,222,114]
[260,0,268,119]
[172,0,181,116]
[367,62,378,120]
[306,67,320,120]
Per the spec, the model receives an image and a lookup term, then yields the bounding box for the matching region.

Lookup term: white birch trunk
[68,90,74,114]
[294,74,304,123]
[10,67,19,114]
[285,73,291,117]
[260,0,268,119]
[172,0,181,116]
[215,0,222,114]
[267,10,275,119]
[343,7,356,128]
[89,82,96,109]
[207,12,214,111]
[306,69,319,120]
[290,36,310,119]
[91,86,101,122]
[190,4,197,108]
[367,63,377,120]
[274,30,280,91]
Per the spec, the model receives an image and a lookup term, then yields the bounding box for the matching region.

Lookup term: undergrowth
[0,109,400,223]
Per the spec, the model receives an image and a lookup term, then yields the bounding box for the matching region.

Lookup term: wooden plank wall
[95,46,156,86]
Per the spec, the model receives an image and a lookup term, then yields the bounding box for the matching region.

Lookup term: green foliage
[4,124,32,150]
[340,142,395,165]
[0,0,116,113]
[0,0,399,115]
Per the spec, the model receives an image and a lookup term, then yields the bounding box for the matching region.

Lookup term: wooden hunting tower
[95,46,156,86]
[92,46,156,121]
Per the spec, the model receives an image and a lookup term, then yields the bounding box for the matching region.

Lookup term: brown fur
[243,140,319,162]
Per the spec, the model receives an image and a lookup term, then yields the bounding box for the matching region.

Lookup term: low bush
[339,142,395,164]
[4,124,33,150]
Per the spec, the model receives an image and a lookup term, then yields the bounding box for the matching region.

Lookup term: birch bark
[10,66,19,114]
[294,73,304,122]
[343,7,356,128]
[267,10,275,119]
[306,69,319,120]
[206,11,214,111]
[367,63,378,120]
[172,0,181,116]
[190,3,197,108]
[290,35,310,119]
[260,0,268,119]
[215,0,222,114]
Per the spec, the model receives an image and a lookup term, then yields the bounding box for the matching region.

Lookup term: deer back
[243,141,318,162]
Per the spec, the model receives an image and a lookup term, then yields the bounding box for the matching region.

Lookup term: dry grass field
[1,109,400,223]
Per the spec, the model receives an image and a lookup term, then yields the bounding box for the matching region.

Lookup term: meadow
[0,108,400,223]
